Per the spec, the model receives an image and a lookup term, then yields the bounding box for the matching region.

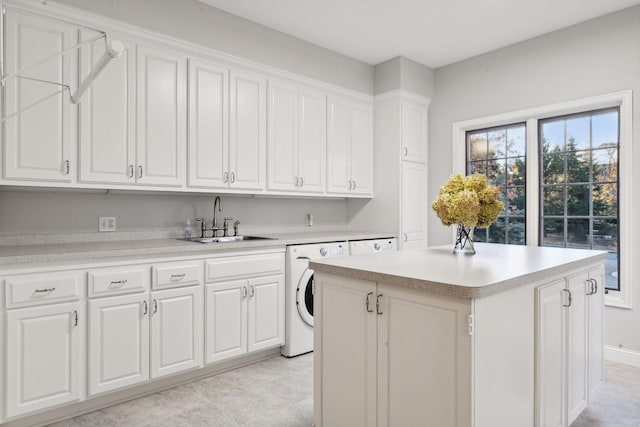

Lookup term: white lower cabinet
[314,275,470,427]
[6,302,83,418]
[536,266,604,427]
[205,251,285,364]
[88,263,203,396]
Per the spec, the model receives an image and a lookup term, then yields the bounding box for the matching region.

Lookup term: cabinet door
[567,273,589,424]
[536,279,566,427]
[349,101,374,196]
[88,293,149,395]
[377,285,471,427]
[326,96,352,194]
[401,99,428,163]
[588,267,604,397]
[401,162,426,249]
[247,275,284,352]
[297,87,326,193]
[137,45,186,187]
[229,70,266,191]
[3,9,75,182]
[313,274,377,427]
[151,286,203,379]
[79,35,136,184]
[267,80,298,191]
[187,59,229,188]
[205,281,247,364]
[6,302,82,418]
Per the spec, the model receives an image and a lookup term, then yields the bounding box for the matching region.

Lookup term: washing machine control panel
[320,244,344,257]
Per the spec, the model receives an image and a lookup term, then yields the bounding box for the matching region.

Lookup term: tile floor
[47,355,638,427]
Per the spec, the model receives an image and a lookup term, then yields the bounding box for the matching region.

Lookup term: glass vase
[453,223,475,255]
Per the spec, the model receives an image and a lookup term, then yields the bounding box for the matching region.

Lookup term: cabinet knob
[403,147,408,157]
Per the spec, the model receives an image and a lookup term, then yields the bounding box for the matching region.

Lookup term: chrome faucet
[198,196,225,237]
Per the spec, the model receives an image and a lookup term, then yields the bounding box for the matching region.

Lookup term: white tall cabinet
[2,8,76,182]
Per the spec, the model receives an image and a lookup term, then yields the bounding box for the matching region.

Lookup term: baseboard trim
[605,345,640,368]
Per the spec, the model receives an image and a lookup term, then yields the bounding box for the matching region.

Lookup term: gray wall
[374,56,435,98]
[55,0,374,94]
[0,190,347,235]
[428,5,640,352]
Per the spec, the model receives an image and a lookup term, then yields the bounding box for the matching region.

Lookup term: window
[540,109,619,291]
[466,124,526,244]
[453,91,632,307]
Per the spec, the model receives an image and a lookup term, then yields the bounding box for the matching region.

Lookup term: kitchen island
[310,243,608,427]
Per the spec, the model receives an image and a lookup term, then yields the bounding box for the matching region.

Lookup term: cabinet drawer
[152,261,202,290]
[89,266,149,297]
[205,253,284,283]
[5,271,83,308]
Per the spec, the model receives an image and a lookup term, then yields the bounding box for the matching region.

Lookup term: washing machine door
[296,268,314,327]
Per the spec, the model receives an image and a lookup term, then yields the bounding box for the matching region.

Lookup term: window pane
[542,218,564,247]
[567,218,590,248]
[543,186,564,216]
[469,160,487,175]
[488,130,506,159]
[541,119,564,151]
[593,148,617,183]
[507,126,526,157]
[506,217,526,245]
[567,185,589,216]
[506,187,525,213]
[487,219,506,243]
[566,151,590,183]
[593,184,617,216]
[487,159,506,187]
[592,111,618,149]
[566,116,590,150]
[542,154,565,184]
[507,157,526,186]
[593,218,617,251]
[474,229,487,243]
[469,133,488,161]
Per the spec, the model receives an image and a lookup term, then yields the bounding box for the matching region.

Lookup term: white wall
[0,190,348,235]
[54,0,374,94]
[428,5,640,352]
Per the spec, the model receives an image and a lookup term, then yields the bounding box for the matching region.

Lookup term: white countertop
[0,230,394,269]
[310,243,608,299]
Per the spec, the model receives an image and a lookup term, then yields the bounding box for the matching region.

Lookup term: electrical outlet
[99,217,116,232]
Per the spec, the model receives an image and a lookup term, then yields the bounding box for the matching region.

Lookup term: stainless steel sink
[179,235,276,244]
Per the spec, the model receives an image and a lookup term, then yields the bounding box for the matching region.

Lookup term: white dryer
[349,238,397,255]
[282,241,347,357]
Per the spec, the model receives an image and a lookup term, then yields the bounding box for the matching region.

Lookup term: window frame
[452,90,633,308]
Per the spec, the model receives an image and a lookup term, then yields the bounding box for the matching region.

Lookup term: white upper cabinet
[267,79,326,193]
[229,69,266,191]
[188,59,229,188]
[136,45,187,187]
[79,34,136,184]
[2,9,76,182]
[401,99,428,163]
[327,95,373,196]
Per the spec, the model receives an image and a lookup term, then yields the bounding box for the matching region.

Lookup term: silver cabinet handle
[294,176,299,187]
[299,176,304,187]
[404,233,408,242]
[242,286,248,299]
[250,285,255,297]
[403,147,408,156]
[64,160,70,175]
[587,278,598,295]
[376,294,383,315]
[171,273,186,280]
[562,289,572,307]
[143,300,148,315]
[348,180,352,190]
[153,299,158,314]
[592,279,598,295]
[586,278,594,295]
[128,165,134,178]
[34,287,56,293]
[230,172,236,183]
[109,279,127,288]
[352,180,356,190]
[365,292,374,313]
[224,171,229,183]
[138,165,143,179]
[73,310,78,327]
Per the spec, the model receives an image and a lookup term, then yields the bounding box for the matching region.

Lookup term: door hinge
[467,313,474,336]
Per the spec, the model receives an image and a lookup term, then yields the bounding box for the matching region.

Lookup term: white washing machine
[282,241,347,357]
[349,238,397,255]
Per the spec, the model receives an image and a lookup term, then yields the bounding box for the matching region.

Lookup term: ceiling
[198,0,640,68]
